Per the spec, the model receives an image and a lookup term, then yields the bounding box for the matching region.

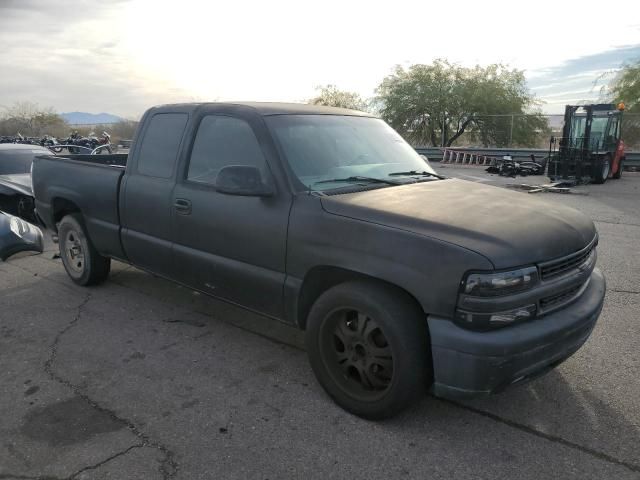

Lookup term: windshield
[266,115,437,191]
[569,115,587,145]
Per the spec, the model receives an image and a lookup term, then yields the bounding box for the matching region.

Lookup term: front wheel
[593,155,611,184]
[58,214,110,286]
[305,281,431,419]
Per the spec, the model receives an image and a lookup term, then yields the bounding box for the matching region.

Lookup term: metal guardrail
[415,146,640,168]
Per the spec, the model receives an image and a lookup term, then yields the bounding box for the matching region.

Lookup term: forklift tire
[612,158,624,179]
[593,155,611,184]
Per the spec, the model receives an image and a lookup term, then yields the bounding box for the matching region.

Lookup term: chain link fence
[429,113,640,150]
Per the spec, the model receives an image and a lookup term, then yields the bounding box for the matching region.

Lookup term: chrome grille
[540,285,582,310]
[539,241,596,280]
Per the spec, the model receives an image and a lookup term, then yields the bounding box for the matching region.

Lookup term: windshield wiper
[388,170,446,180]
[313,176,402,186]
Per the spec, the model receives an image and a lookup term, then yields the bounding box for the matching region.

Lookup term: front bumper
[428,268,606,399]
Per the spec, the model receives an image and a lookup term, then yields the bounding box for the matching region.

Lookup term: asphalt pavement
[1,167,639,479]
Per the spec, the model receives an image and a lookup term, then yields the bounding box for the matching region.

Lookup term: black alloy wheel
[305,281,431,419]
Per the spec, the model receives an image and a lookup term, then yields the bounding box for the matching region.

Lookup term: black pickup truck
[32,103,606,419]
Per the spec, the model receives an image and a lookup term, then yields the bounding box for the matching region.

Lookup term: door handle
[174,198,192,215]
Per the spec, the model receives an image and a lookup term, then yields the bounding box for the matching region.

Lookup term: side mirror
[215,165,274,197]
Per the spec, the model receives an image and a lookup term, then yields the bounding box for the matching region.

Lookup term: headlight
[462,266,538,297]
[455,304,537,331]
[10,215,29,238]
[457,266,539,330]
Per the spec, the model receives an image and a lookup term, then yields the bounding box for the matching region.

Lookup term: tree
[0,101,68,137]
[376,60,548,147]
[309,85,369,111]
[610,60,640,109]
[109,120,139,143]
[608,60,640,149]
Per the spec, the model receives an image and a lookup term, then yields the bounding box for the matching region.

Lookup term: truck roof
[151,101,375,117]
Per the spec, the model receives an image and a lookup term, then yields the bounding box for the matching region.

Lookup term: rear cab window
[137,113,188,178]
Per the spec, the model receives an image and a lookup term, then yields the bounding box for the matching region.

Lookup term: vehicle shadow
[396,368,640,468]
[104,265,640,470]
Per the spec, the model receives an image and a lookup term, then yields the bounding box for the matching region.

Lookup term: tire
[305,280,431,419]
[593,154,611,184]
[58,214,110,286]
[612,158,624,179]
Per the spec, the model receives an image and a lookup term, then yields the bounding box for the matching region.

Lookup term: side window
[187,115,266,185]
[137,113,188,178]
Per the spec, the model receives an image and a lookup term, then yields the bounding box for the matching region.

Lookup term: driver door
[170,114,291,319]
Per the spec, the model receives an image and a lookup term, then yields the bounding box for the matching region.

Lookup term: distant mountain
[60,112,122,125]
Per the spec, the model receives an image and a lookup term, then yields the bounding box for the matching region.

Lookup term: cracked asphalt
[1,168,639,479]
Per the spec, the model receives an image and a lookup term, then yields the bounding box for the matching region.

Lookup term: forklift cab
[548,103,625,184]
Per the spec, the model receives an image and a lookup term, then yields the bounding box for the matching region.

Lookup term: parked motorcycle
[61,131,89,154]
[40,134,63,153]
[486,154,547,178]
[95,131,112,153]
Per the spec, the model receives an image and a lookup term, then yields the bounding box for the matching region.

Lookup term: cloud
[0,0,190,118]
[1,0,639,118]
[528,44,640,112]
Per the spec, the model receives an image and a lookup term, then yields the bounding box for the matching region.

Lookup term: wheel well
[52,198,81,225]
[296,266,424,330]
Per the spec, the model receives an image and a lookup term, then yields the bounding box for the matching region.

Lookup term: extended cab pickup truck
[32,103,606,419]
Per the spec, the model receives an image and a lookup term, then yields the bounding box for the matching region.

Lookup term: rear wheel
[593,154,611,184]
[58,214,110,286]
[305,281,431,419]
[612,158,624,179]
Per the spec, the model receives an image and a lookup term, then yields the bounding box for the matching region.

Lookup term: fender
[0,174,33,197]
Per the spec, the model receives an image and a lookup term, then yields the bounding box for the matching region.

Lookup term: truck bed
[54,153,128,167]
[32,154,127,259]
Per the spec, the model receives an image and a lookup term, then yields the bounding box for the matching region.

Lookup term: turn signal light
[455,304,537,331]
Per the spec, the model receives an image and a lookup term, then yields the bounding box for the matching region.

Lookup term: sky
[0,0,639,119]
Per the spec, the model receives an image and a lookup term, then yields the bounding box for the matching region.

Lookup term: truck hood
[320,179,597,269]
[0,173,32,197]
